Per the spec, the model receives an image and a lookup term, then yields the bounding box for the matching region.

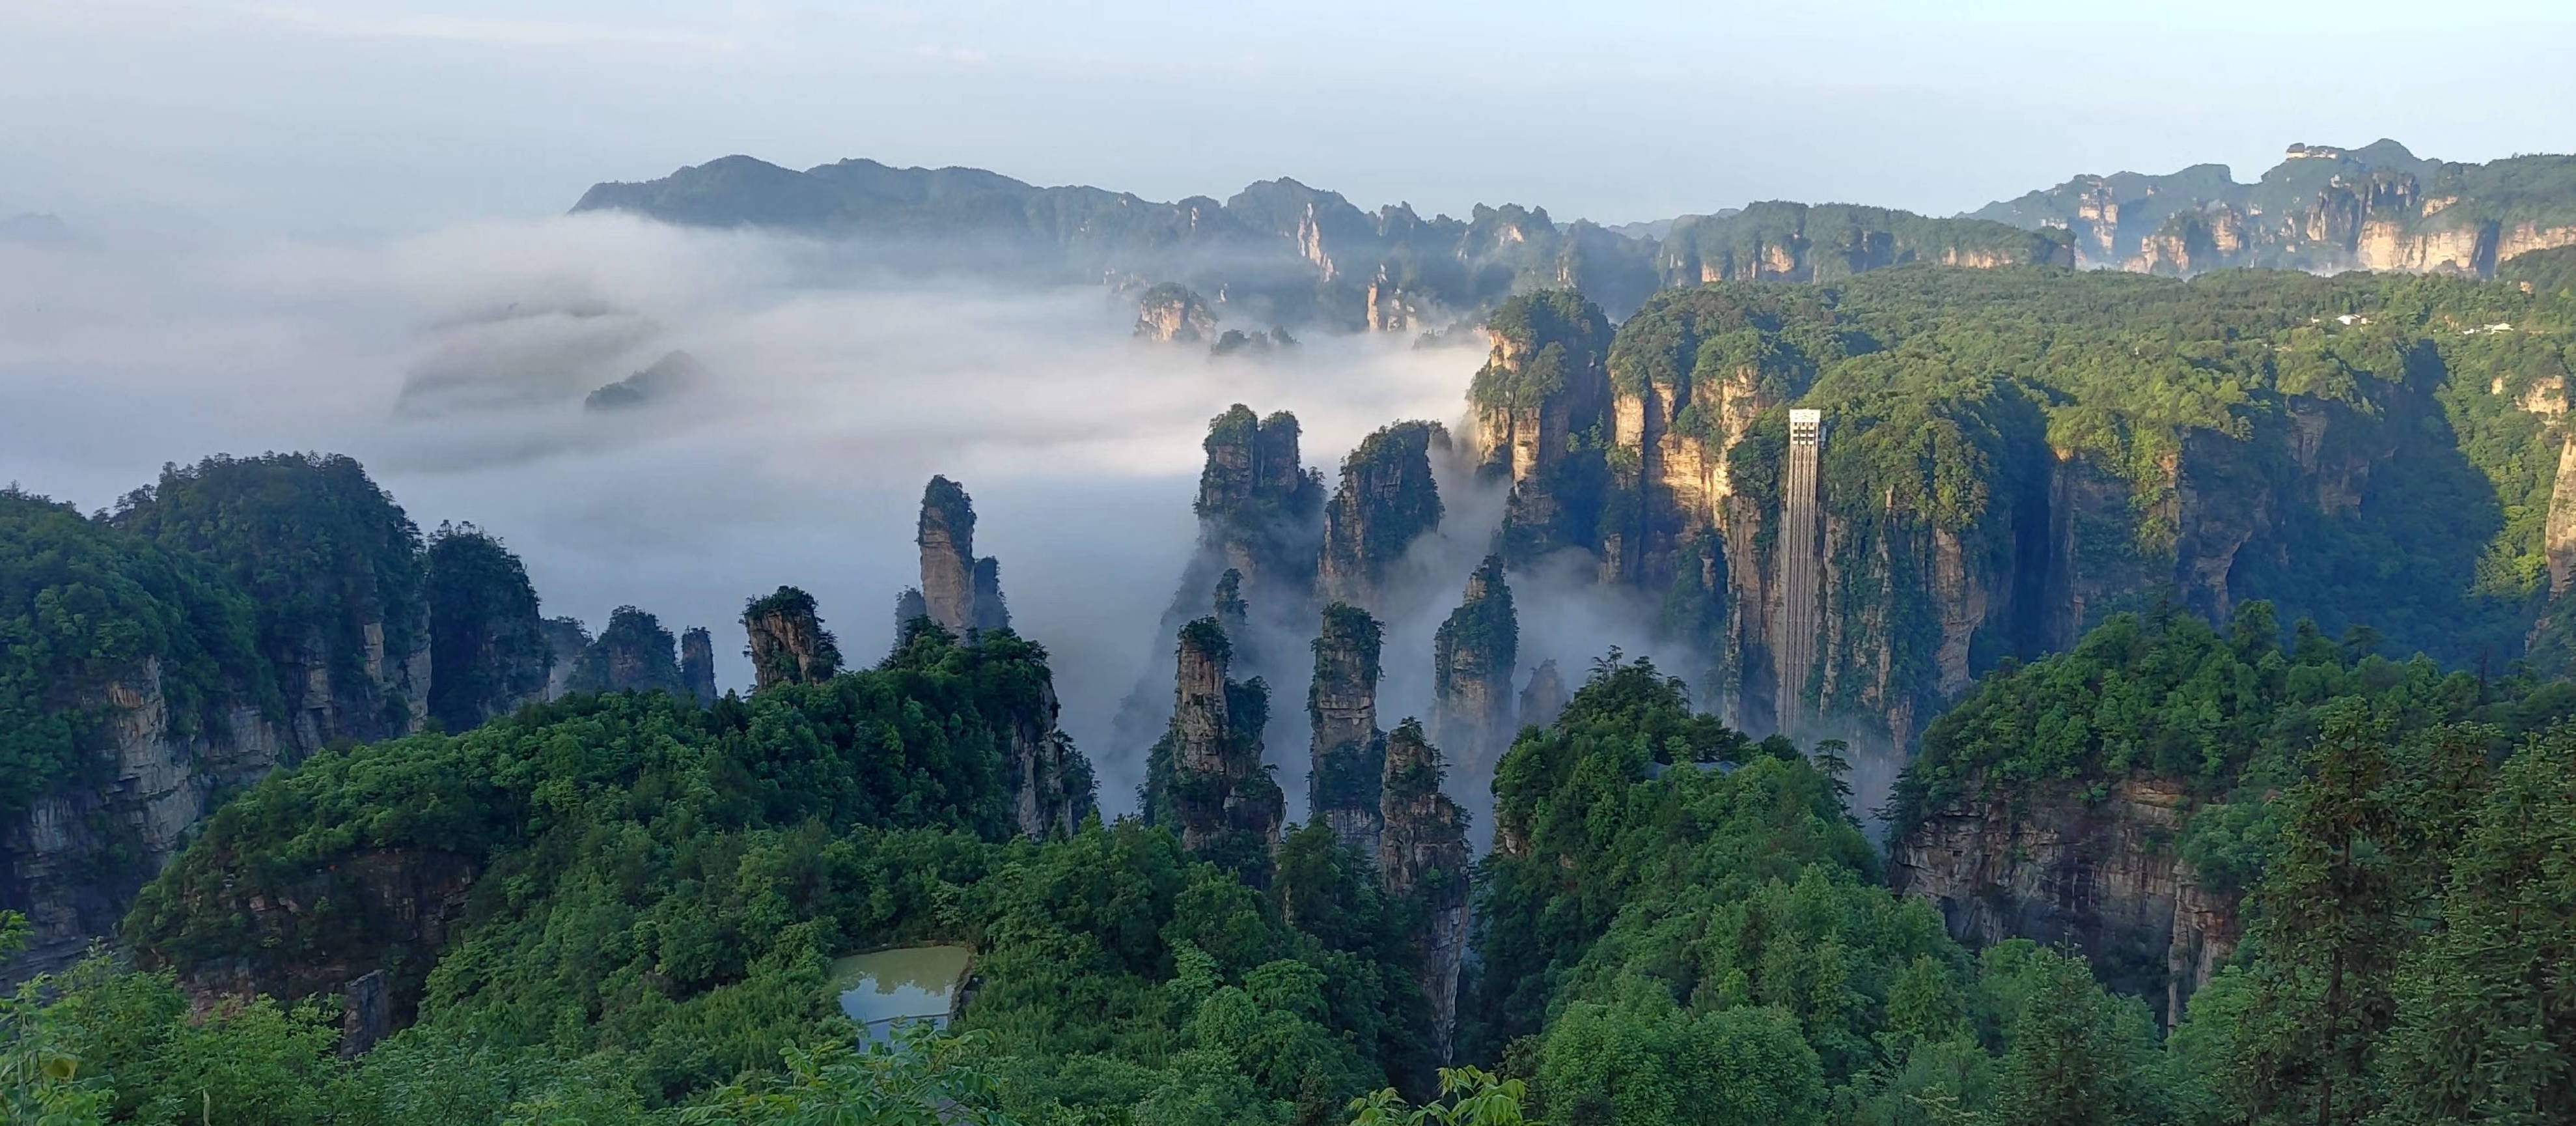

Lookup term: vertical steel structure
[1774,409,1823,733]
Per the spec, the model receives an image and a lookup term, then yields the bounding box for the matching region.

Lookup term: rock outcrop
[423,526,552,732]
[1,656,283,975]
[5,456,443,974]
[1001,675,1092,842]
[1307,603,1386,859]
[1655,201,2072,285]
[1105,406,1323,767]
[680,627,718,705]
[1891,777,2240,1026]
[1319,421,1447,610]
[565,606,686,695]
[143,846,481,1032]
[971,557,1012,633]
[1135,283,1217,343]
[1432,556,1518,778]
[1378,720,1471,1062]
[742,586,844,690]
[916,476,1012,636]
[113,455,432,750]
[1146,619,1284,878]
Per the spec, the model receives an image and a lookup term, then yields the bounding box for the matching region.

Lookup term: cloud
[0,214,1468,802]
[2,212,1739,824]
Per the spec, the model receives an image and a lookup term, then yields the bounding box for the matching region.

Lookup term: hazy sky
[8,0,2573,237]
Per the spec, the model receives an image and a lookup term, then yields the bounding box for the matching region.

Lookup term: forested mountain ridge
[1974,139,2576,277]
[573,140,2574,335]
[568,158,2062,330]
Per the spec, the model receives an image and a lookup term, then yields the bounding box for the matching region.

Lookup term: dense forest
[8,605,2572,1123]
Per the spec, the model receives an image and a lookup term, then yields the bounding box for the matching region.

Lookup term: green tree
[2371,727,2576,1121]
[2228,710,2408,1126]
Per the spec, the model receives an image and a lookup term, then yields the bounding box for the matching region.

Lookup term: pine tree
[2228,709,2407,1126]
[2374,727,2576,1121]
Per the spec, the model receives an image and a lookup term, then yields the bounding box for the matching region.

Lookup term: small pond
[828,944,972,1043]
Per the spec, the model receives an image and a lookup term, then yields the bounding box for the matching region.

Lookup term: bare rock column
[1432,555,1519,778]
[1308,603,1385,858]
[1379,720,1471,1063]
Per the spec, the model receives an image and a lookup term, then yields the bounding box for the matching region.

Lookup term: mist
[0,212,1747,823]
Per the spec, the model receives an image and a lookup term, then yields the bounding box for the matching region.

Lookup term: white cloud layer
[0,214,1481,804]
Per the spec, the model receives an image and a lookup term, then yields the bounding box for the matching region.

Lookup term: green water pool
[827,944,971,1041]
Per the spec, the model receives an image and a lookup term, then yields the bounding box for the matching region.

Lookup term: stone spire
[1148,617,1284,880]
[971,556,1011,632]
[1378,719,1470,1063]
[1319,421,1447,610]
[742,586,843,691]
[1517,659,1568,731]
[680,626,718,705]
[1307,602,1385,858]
[1432,555,1519,778]
[917,476,980,633]
[914,475,1012,638]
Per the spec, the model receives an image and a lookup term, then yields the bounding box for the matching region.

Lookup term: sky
[7,0,2574,238]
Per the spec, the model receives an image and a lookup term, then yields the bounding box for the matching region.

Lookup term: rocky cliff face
[1655,202,2072,286]
[743,586,844,690]
[7,455,438,975]
[144,846,480,1032]
[1378,720,1471,1062]
[1108,406,1325,771]
[1319,421,1447,609]
[680,627,718,705]
[1978,141,2576,279]
[917,476,982,633]
[1308,603,1385,859]
[1891,777,2240,1026]
[1432,556,1519,780]
[1003,676,1092,841]
[2,657,283,974]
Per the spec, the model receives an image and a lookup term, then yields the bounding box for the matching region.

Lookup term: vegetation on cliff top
[113,453,428,733]
[423,524,550,735]
[0,488,276,817]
